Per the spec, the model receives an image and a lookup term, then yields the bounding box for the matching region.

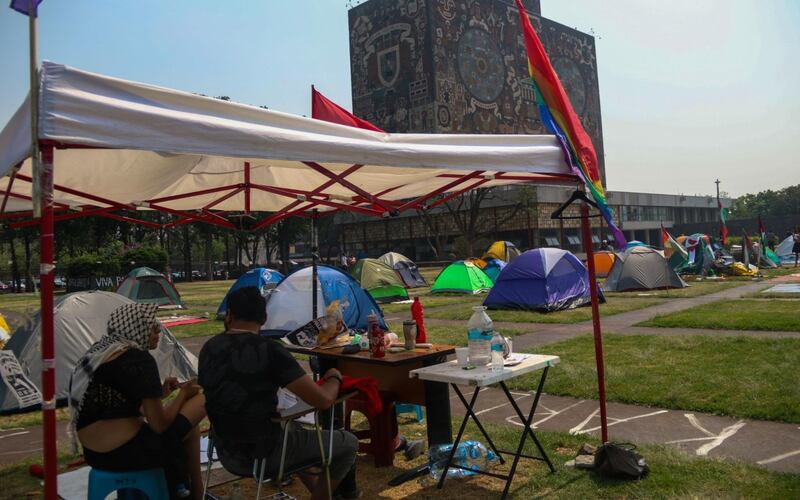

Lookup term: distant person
[340,253,348,269]
[599,239,610,252]
[793,227,800,267]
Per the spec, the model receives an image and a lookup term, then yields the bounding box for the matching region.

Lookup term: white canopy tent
[0,62,574,221]
[0,61,585,495]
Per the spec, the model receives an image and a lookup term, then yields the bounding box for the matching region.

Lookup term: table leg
[500,368,554,500]
[423,354,452,446]
[451,385,506,465]
[436,385,481,490]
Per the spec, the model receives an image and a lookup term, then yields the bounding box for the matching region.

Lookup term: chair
[395,403,424,423]
[87,467,168,500]
[202,392,355,500]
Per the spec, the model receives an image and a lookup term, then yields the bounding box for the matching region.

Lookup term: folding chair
[202,392,355,500]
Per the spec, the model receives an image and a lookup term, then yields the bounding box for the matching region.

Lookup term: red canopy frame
[9,139,607,498]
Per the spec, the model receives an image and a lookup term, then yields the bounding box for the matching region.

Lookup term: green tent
[430,261,493,294]
[350,259,409,303]
[116,267,184,308]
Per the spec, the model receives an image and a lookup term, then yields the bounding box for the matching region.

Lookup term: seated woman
[199,286,359,500]
[69,303,206,499]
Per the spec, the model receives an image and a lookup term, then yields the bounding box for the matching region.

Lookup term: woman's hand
[161,377,180,398]
[178,378,201,399]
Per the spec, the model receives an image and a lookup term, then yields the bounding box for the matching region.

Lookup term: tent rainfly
[116,267,184,309]
[350,258,409,303]
[0,62,587,495]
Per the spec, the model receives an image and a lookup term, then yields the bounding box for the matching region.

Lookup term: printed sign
[0,350,42,408]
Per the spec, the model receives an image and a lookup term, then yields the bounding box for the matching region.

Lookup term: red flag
[311,86,384,132]
[661,224,669,247]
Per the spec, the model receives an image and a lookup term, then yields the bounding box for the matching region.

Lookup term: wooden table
[286,344,456,448]
[410,353,560,499]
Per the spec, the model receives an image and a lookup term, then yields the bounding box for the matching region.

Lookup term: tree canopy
[731,184,800,219]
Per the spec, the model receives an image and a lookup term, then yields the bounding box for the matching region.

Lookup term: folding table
[409,353,560,499]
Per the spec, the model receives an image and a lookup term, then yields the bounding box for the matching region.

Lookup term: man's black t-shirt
[198,333,306,446]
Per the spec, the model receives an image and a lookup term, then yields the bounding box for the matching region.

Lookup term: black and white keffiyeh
[68,303,160,430]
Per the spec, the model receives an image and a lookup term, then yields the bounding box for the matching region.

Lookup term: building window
[567,235,581,245]
[544,237,560,246]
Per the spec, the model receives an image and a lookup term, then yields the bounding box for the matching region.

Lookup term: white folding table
[409,353,560,499]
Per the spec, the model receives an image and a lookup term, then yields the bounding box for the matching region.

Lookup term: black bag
[593,442,649,480]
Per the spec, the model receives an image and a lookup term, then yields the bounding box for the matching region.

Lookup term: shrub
[121,245,168,273]
[62,254,121,278]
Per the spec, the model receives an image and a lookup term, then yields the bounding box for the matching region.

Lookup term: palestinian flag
[662,225,688,271]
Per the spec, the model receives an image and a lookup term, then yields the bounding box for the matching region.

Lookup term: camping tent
[377,252,427,288]
[116,267,184,308]
[263,265,387,334]
[350,258,409,303]
[483,241,521,262]
[0,291,197,413]
[482,258,507,282]
[216,267,284,318]
[775,236,796,264]
[626,240,647,250]
[592,251,616,278]
[430,261,493,294]
[484,248,601,311]
[604,246,688,292]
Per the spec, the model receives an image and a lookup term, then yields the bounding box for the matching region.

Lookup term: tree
[730,184,800,219]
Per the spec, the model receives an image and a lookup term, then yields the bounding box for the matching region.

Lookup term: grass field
[204,422,800,500]
[425,296,666,324]
[511,334,800,423]
[3,419,797,499]
[639,299,800,332]
[603,280,746,299]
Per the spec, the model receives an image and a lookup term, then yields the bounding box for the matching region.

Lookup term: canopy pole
[311,209,318,319]
[580,204,608,443]
[39,144,57,499]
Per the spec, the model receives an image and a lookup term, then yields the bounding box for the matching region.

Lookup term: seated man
[199,287,359,500]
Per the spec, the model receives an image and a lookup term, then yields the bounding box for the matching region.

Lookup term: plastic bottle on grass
[429,440,499,480]
[467,306,493,366]
[490,331,505,372]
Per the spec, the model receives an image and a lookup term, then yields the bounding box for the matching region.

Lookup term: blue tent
[626,240,647,250]
[482,258,507,282]
[263,265,387,334]
[217,267,284,318]
[483,248,603,312]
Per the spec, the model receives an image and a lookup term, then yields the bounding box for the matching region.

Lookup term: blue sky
[1,0,798,197]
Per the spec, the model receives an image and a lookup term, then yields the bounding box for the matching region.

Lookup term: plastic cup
[455,347,469,367]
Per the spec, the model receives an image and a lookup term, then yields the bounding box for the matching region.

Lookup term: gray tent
[604,246,687,292]
[377,252,428,288]
[1,291,197,413]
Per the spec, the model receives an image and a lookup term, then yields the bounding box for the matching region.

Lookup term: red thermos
[411,297,427,343]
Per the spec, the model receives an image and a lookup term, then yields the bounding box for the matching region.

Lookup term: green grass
[425,297,666,324]
[510,334,800,423]
[743,291,800,300]
[168,318,225,338]
[603,280,746,299]
[0,407,70,431]
[386,322,529,347]
[381,294,484,314]
[211,420,800,499]
[640,299,800,331]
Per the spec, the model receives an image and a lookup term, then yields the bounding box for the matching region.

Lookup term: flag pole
[28,0,41,218]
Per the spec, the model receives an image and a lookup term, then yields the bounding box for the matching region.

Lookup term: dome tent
[116,267,184,309]
[263,265,387,334]
[592,251,616,278]
[430,261,493,294]
[378,252,427,288]
[484,248,601,312]
[483,241,521,262]
[482,258,507,282]
[350,258,409,303]
[604,246,687,292]
[217,267,284,318]
[0,291,197,413]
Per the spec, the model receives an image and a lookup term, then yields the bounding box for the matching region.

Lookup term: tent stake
[581,204,608,443]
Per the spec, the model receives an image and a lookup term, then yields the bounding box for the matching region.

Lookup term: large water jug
[467,306,493,366]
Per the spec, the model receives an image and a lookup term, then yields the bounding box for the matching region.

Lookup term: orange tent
[593,251,616,278]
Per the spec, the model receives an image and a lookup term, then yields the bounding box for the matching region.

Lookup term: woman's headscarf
[68,303,160,433]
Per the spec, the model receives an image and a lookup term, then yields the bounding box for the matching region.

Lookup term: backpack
[593,442,649,480]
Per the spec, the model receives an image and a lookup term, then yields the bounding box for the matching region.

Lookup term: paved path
[3,277,799,476]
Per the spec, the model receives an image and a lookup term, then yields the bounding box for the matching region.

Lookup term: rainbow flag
[514,0,625,249]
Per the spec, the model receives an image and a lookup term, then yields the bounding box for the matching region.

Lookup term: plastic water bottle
[428,440,499,480]
[490,331,504,372]
[467,306,493,365]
